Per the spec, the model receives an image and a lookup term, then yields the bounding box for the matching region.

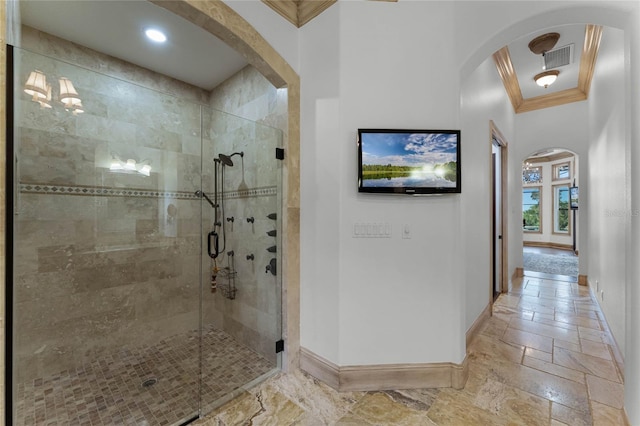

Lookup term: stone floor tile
[469,377,551,425]
[578,327,614,345]
[502,326,554,353]
[509,317,580,344]
[586,374,624,409]
[591,400,626,425]
[345,392,434,425]
[533,315,579,331]
[523,356,586,384]
[551,402,592,426]
[426,389,509,426]
[579,340,613,361]
[553,347,620,382]
[525,347,553,363]
[554,338,581,353]
[470,333,525,365]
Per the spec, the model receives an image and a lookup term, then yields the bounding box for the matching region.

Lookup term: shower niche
[9,44,283,425]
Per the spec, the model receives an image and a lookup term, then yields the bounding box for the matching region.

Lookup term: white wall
[299,6,342,362]
[223,0,300,74]
[625,4,640,424]
[228,4,640,419]
[337,1,464,365]
[459,56,514,330]
[587,26,627,351]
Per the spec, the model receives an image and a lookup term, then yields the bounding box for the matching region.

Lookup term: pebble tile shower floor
[15,327,275,425]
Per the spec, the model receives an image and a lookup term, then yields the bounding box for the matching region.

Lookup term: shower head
[218,151,244,167]
[218,154,234,167]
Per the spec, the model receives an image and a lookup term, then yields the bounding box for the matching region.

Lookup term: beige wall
[11,27,286,380]
[13,35,206,382]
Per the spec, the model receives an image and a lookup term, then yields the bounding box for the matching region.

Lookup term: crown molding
[493,24,603,114]
[262,0,336,28]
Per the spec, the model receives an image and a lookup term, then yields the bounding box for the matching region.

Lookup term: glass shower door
[11,47,202,425]
[199,108,283,415]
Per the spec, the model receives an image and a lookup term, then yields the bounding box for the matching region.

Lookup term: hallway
[196,274,626,425]
[523,246,579,282]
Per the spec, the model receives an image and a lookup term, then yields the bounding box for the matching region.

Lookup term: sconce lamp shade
[139,164,152,176]
[39,84,53,109]
[59,77,81,107]
[534,70,560,88]
[24,70,49,101]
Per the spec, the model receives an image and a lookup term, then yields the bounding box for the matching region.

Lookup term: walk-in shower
[8,41,283,425]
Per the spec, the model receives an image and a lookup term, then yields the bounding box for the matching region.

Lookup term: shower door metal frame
[5,43,16,426]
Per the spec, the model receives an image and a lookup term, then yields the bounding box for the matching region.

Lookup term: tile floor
[197,274,627,425]
[15,326,275,425]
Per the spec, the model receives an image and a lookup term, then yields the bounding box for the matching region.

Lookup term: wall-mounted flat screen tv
[357,128,461,195]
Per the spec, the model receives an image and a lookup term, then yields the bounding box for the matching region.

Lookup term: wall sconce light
[24,70,53,109]
[24,70,84,114]
[59,77,84,114]
[109,155,152,177]
[24,70,48,101]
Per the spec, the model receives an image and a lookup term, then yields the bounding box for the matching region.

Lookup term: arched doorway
[521,148,580,282]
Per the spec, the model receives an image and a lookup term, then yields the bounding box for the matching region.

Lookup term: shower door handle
[208,231,219,259]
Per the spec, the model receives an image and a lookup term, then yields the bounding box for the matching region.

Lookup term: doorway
[490,121,508,302]
[521,149,579,281]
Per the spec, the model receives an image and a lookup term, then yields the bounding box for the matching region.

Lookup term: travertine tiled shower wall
[14,46,205,383]
[202,66,287,363]
[13,28,285,381]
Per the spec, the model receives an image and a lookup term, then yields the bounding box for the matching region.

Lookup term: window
[522,165,542,184]
[553,162,570,181]
[553,185,570,234]
[523,187,541,232]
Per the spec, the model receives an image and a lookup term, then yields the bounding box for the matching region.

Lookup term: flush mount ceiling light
[534,70,560,88]
[145,28,167,43]
[528,32,560,56]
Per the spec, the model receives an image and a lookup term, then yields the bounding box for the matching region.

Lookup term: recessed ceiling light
[145,28,167,43]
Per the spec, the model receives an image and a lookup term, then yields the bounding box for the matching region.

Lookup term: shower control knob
[227,217,234,223]
[246,254,254,261]
[246,217,255,223]
[265,258,277,276]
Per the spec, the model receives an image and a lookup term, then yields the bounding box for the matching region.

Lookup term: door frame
[490,121,509,308]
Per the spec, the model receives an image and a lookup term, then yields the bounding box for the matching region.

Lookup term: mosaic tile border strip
[226,186,277,199]
[19,183,277,200]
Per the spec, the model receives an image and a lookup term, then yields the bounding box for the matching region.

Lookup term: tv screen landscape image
[358,129,461,194]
